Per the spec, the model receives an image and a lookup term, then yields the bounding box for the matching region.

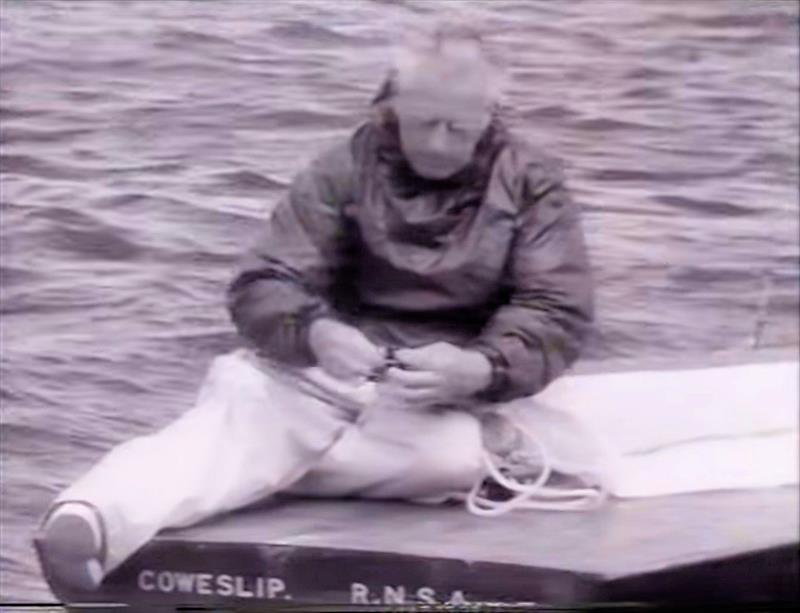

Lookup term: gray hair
[373,21,508,113]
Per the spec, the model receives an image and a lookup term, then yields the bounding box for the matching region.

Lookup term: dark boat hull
[35,487,799,608]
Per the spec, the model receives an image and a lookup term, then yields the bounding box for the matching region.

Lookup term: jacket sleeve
[226,141,355,366]
[470,156,594,402]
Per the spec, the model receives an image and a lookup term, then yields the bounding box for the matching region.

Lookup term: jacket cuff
[467,341,511,403]
[253,301,335,367]
[294,301,338,365]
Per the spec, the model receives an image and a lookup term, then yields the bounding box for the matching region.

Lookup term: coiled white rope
[465,416,608,517]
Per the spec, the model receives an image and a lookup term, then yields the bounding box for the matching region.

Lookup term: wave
[0,127,94,145]
[0,105,50,120]
[0,155,104,181]
[208,170,288,191]
[668,265,755,284]
[154,26,235,50]
[520,105,579,121]
[589,168,740,183]
[574,117,665,133]
[692,95,773,109]
[624,66,678,80]
[52,226,145,261]
[622,86,671,101]
[653,194,757,217]
[2,204,146,262]
[243,109,357,130]
[0,265,43,287]
[265,21,371,46]
[693,11,797,30]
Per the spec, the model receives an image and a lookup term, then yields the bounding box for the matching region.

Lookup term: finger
[304,368,364,398]
[385,367,441,389]
[394,347,422,362]
[329,349,383,378]
[382,395,442,413]
[318,358,365,382]
[375,388,429,412]
[300,368,377,408]
[380,397,433,413]
[380,382,441,405]
[394,347,437,370]
[351,342,386,369]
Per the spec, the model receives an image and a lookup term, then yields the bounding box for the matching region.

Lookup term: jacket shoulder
[498,133,567,196]
[298,131,360,206]
[307,133,356,177]
[488,134,572,221]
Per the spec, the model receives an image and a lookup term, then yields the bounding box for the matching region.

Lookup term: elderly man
[38,24,593,591]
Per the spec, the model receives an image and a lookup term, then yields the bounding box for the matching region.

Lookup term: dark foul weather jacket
[227,119,594,403]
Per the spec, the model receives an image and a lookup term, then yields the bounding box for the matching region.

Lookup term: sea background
[1,0,798,601]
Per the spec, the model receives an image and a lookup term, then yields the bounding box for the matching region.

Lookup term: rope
[465,415,608,517]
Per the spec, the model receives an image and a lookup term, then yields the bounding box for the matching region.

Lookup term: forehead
[394,68,491,121]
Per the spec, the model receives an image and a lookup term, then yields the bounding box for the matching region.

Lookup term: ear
[480,109,494,132]
[371,69,398,105]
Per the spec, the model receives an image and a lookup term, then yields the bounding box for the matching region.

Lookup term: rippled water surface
[1,0,798,601]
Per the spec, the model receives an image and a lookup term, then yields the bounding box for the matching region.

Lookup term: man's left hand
[377,342,492,410]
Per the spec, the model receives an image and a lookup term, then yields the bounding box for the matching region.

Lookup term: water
[1,0,797,601]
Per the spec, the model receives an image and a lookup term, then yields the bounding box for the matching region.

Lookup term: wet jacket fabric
[227,119,594,402]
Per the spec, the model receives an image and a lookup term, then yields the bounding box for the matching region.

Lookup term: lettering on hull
[136,570,537,607]
[138,570,288,601]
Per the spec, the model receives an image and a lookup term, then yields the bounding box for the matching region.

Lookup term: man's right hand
[308,318,384,381]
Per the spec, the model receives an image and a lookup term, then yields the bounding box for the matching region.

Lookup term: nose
[428,122,448,153]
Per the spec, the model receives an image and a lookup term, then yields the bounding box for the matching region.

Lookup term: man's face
[393,65,492,180]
